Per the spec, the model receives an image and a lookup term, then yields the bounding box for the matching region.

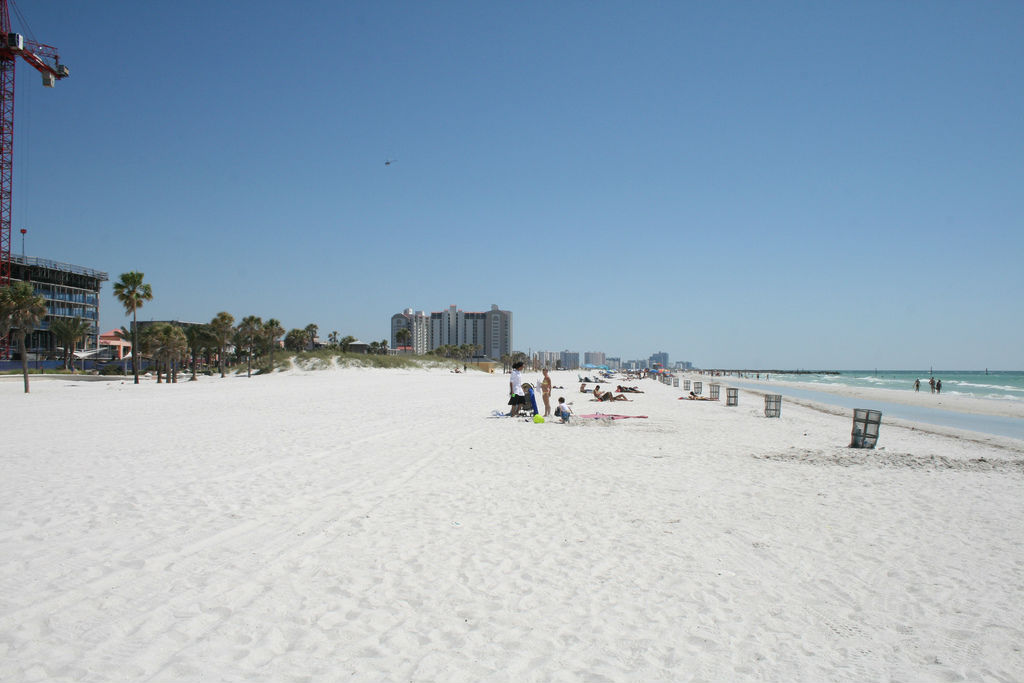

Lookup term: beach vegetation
[395,328,411,350]
[283,328,307,352]
[281,348,467,372]
[209,312,235,378]
[263,319,285,372]
[367,339,389,355]
[185,323,217,381]
[149,323,188,383]
[431,344,479,361]
[304,323,318,350]
[0,281,48,393]
[112,271,153,385]
[49,316,91,372]
[235,315,263,378]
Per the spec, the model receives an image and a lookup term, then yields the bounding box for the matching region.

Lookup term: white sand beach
[2,367,1023,681]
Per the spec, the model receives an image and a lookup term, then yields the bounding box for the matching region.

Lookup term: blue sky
[12,1,1022,369]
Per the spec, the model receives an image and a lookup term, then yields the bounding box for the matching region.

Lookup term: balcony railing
[11,254,109,281]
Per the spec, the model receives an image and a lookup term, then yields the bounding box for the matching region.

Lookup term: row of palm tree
[113,313,288,382]
[431,343,482,361]
[107,272,292,380]
[3,268,403,393]
[500,351,529,373]
[49,316,93,372]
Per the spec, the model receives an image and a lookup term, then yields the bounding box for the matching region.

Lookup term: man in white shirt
[508,361,526,416]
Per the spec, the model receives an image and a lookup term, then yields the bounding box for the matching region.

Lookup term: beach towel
[577,413,649,420]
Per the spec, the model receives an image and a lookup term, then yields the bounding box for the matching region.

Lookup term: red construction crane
[0,0,68,287]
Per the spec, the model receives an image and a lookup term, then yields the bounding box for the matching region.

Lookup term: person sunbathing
[683,391,715,401]
[593,385,630,402]
[616,385,644,393]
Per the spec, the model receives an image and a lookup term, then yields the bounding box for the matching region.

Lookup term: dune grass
[268,351,474,373]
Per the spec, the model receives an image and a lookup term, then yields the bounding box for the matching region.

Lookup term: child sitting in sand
[554,397,572,423]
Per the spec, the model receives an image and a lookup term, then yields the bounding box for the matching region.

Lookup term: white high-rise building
[393,304,512,360]
[535,351,559,368]
[391,309,431,354]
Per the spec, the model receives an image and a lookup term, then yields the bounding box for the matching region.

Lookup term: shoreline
[693,373,1024,420]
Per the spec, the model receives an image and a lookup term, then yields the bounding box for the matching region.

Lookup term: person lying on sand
[681,391,715,401]
[616,385,644,393]
[593,385,630,402]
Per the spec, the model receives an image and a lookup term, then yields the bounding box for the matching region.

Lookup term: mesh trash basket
[693,381,702,395]
[709,383,720,401]
[764,394,782,417]
[850,409,882,448]
[726,388,739,406]
[673,377,679,387]
[683,380,690,391]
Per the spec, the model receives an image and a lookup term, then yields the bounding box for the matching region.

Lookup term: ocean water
[762,370,1024,402]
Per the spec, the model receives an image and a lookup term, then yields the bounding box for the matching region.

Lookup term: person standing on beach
[929,377,936,393]
[508,361,526,416]
[914,379,920,392]
[936,379,942,394]
[540,368,553,417]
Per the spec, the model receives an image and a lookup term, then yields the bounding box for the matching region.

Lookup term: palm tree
[184,323,215,381]
[284,328,306,352]
[114,326,133,374]
[112,271,153,385]
[263,318,284,372]
[395,327,411,352]
[236,315,263,378]
[136,324,160,381]
[210,312,235,377]
[49,316,91,372]
[164,325,188,382]
[149,323,187,383]
[304,323,318,351]
[340,335,356,353]
[328,330,339,347]
[0,281,47,393]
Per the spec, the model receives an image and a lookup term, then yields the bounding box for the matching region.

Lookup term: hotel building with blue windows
[7,254,108,359]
